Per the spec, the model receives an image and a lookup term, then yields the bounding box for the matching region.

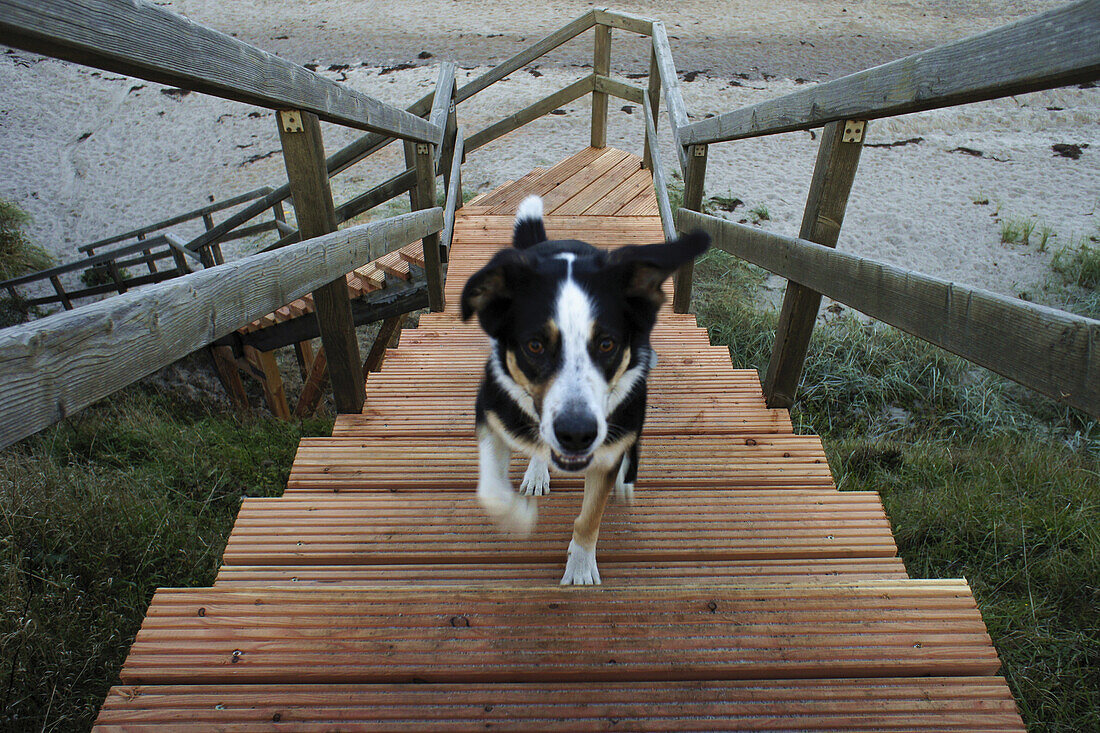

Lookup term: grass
[0,200,53,327]
[1000,216,1037,245]
[692,248,1099,732]
[749,204,770,223]
[1052,236,1100,290]
[0,382,331,731]
[0,200,51,282]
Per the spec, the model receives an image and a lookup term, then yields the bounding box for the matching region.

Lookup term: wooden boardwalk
[95,148,1024,730]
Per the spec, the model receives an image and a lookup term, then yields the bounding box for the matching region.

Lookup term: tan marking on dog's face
[607,345,632,390]
[506,348,549,411]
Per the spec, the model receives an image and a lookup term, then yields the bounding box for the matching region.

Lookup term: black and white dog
[461,195,709,585]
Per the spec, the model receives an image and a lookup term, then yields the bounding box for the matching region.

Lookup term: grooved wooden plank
[474,167,546,211]
[286,434,831,492]
[539,149,634,213]
[116,584,1001,685]
[586,167,655,216]
[214,558,909,586]
[95,677,1025,731]
[555,155,647,216]
[220,491,895,566]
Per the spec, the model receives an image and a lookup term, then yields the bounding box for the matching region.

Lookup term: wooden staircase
[94,148,1024,730]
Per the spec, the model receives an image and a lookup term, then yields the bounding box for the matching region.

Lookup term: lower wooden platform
[94,147,1023,730]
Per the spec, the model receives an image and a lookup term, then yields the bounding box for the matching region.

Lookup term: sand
[1,0,1097,308]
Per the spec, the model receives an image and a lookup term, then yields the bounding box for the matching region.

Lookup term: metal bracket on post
[692,144,707,156]
[417,143,430,155]
[278,110,304,133]
[841,120,866,143]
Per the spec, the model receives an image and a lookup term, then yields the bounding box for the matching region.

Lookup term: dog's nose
[553,411,599,453]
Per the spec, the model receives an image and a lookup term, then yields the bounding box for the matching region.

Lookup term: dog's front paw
[560,539,601,585]
[520,457,551,496]
[478,486,538,536]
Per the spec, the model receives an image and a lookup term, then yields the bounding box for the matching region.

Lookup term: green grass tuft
[1,384,331,730]
[1000,216,1037,245]
[749,204,770,223]
[1052,236,1100,290]
[0,200,52,282]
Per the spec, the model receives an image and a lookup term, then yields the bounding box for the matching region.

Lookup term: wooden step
[214,557,910,586]
[219,490,896,567]
[287,434,833,492]
[115,582,1001,685]
[96,677,1025,731]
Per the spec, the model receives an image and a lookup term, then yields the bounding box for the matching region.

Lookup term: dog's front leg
[561,465,617,585]
[476,426,537,535]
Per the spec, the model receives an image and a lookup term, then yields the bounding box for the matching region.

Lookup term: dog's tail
[513,195,547,250]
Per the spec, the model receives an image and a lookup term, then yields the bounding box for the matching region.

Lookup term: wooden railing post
[277,108,365,413]
[590,23,612,148]
[763,119,866,408]
[672,143,707,312]
[642,46,661,170]
[413,142,446,311]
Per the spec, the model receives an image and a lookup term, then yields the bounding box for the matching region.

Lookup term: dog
[460,195,709,585]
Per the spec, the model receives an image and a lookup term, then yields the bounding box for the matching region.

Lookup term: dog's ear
[461,248,534,332]
[607,230,710,308]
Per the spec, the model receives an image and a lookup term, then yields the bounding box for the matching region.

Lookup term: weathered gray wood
[442,130,465,254]
[429,63,457,148]
[650,21,690,173]
[277,110,364,414]
[453,11,596,105]
[77,187,270,254]
[0,210,441,448]
[672,145,707,313]
[764,120,867,408]
[682,0,1100,145]
[0,0,441,142]
[591,24,612,148]
[593,74,645,105]
[642,99,676,242]
[413,143,445,312]
[24,269,183,307]
[164,233,196,274]
[593,8,654,36]
[642,46,661,170]
[467,76,595,153]
[678,208,1100,418]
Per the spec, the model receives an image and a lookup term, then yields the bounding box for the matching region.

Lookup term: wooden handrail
[681,0,1100,145]
[76,187,272,254]
[650,20,691,173]
[0,210,443,449]
[678,208,1100,418]
[441,129,466,253]
[641,98,676,242]
[0,0,442,142]
[467,76,596,153]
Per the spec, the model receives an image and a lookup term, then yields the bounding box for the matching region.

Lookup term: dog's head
[461,195,709,471]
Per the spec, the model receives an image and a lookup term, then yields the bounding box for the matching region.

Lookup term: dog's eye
[598,336,616,353]
[526,339,544,355]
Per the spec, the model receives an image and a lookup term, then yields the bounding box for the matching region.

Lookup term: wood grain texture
[650,20,691,173]
[593,73,645,104]
[279,111,364,414]
[0,211,441,449]
[679,208,1100,417]
[467,76,595,153]
[413,143,446,312]
[672,145,707,312]
[94,678,1024,731]
[764,120,866,408]
[682,0,1100,145]
[590,24,612,147]
[593,8,654,36]
[0,0,441,141]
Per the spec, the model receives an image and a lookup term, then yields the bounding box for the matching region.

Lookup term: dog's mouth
[551,450,592,472]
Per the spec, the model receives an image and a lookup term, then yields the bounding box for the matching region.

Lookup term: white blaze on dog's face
[539,253,608,470]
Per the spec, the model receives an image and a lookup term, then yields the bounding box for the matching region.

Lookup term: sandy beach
[0,0,1097,306]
